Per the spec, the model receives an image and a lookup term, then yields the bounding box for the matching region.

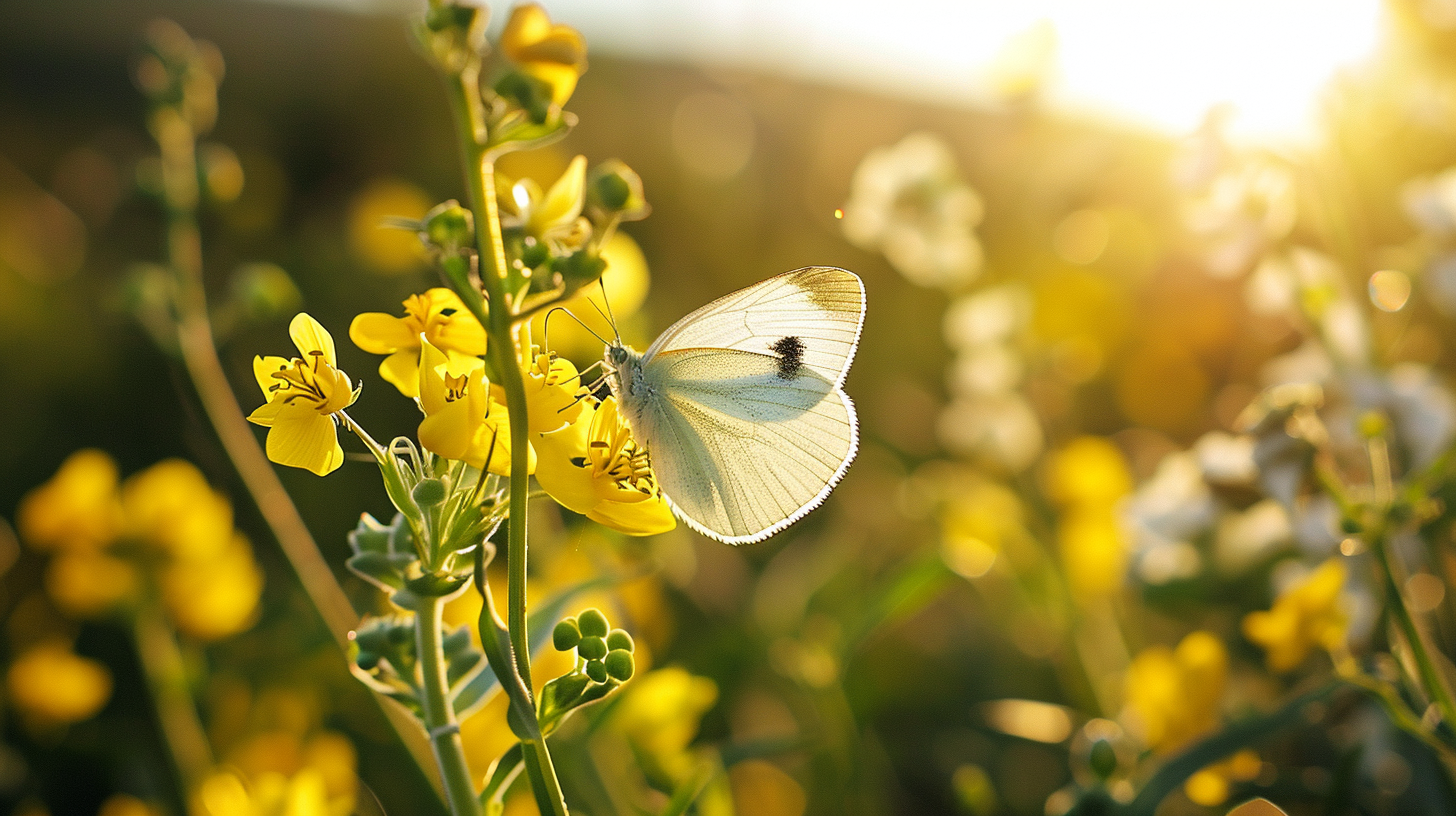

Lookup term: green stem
[1369,528,1456,731]
[416,594,482,816]
[134,605,213,799]
[443,69,534,692]
[442,62,569,816]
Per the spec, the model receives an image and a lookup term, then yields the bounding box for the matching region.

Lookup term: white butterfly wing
[646,267,864,387]
[626,347,859,544]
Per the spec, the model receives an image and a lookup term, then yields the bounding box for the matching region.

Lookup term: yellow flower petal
[349,311,418,354]
[289,312,337,365]
[265,402,344,476]
[253,355,293,396]
[530,155,587,235]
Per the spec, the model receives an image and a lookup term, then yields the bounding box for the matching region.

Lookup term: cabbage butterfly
[603,266,864,544]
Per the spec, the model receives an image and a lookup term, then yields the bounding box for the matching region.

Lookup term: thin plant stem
[416,593,482,816]
[152,89,443,800]
[133,604,213,799]
[1369,528,1456,731]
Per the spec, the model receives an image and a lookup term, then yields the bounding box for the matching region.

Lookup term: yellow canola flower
[417,339,524,476]
[17,449,123,552]
[499,155,588,247]
[520,351,588,435]
[248,313,357,476]
[1122,631,1227,754]
[349,288,486,398]
[122,459,234,559]
[500,3,587,107]
[534,395,676,536]
[1242,558,1348,673]
[7,641,112,726]
[1059,507,1128,600]
[611,667,718,781]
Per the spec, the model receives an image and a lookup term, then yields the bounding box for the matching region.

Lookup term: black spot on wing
[770,336,805,380]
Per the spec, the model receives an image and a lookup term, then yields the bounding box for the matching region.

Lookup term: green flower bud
[424,200,473,253]
[553,618,582,651]
[495,70,553,124]
[604,649,634,681]
[519,240,550,270]
[578,635,607,661]
[1340,517,1360,534]
[1357,410,1389,439]
[411,477,448,507]
[606,629,634,652]
[577,608,609,638]
[587,159,649,222]
[229,262,301,321]
[354,650,381,671]
[585,659,607,683]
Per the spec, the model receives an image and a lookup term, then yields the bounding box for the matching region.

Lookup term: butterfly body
[603,267,864,544]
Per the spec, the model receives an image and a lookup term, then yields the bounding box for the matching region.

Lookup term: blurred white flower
[1214,499,1290,574]
[1402,167,1456,235]
[1124,452,1216,546]
[948,344,1023,398]
[1136,539,1202,585]
[843,132,985,290]
[1185,157,1297,278]
[1193,431,1258,486]
[943,285,1031,350]
[1245,254,1297,315]
[937,393,1043,472]
[1261,340,1333,389]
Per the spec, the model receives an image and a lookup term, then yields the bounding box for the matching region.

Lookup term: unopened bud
[424,200,473,253]
[584,659,607,683]
[604,649,634,681]
[411,478,448,507]
[577,635,607,661]
[552,618,582,651]
[606,629,633,652]
[577,608,609,638]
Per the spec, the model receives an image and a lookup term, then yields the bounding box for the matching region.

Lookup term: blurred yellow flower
[17,449,123,552]
[1045,436,1132,509]
[729,760,807,816]
[499,155,588,248]
[611,667,718,780]
[1122,631,1227,753]
[1242,559,1348,672]
[193,767,339,816]
[500,4,587,107]
[349,288,487,398]
[347,177,431,275]
[162,532,263,641]
[7,641,112,726]
[248,313,356,476]
[1184,749,1262,808]
[534,396,675,536]
[97,793,162,816]
[417,338,523,476]
[1058,508,1128,600]
[122,459,234,559]
[45,549,138,618]
[939,481,1023,579]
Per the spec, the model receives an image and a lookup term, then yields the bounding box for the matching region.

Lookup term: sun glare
[545,0,1384,141]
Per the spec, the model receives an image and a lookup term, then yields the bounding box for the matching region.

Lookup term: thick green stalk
[442,69,535,691]
[416,594,482,816]
[441,64,569,816]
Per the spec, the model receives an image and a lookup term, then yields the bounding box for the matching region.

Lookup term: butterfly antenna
[598,278,623,344]
[543,306,610,349]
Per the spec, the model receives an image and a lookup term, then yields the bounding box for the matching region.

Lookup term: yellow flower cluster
[1122,630,1227,753]
[342,291,674,536]
[5,641,112,728]
[18,450,264,641]
[1242,558,1348,673]
[1045,437,1132,600]
[500,3,587,108]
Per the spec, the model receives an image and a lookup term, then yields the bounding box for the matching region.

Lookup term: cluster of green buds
[345,467,502,607]
[349,614,495,722]
[537,607,636,732]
